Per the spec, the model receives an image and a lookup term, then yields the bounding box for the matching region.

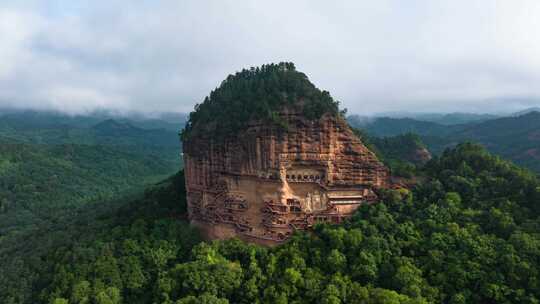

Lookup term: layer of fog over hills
[0,108,187,132]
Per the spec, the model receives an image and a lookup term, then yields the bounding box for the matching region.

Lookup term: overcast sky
[1,1,540,115]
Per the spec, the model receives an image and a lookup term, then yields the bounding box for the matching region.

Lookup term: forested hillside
[0,112,182,162]
[447,112,540,172]
[352,112,540,173]
[0,112,185,304]
[1,172,191,304]
[0,138,181,302]
[11,143,539,304]
[355,117,462,137]
[0,137,176,240]
[409,112,498,125]
[0,109,186,132]
[353,130,430,178]
[0,112,183,247]
[182,62,342,139]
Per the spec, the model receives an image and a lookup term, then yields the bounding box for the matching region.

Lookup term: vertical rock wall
[183,109,392,244]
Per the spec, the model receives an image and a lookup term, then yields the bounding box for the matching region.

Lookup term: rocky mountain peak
[182,63,396,244]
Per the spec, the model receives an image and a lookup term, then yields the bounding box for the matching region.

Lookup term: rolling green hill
[357,117,463,137]
[0,138,181,281]
[0,111,185,304]
[447,112,540,172]
[0,111,184,246]
[353,130,431,178]
[412,112,499,125]
[0,114,181,149]
[182,62,342,140]
[355,112,540,173]
[0,137,178,237]
[0,109,187,131]
[0,110,184,168]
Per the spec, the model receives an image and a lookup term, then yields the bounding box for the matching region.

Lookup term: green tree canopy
[182,62,342,140]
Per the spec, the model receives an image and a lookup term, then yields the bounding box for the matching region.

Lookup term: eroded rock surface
[183,108,393,244]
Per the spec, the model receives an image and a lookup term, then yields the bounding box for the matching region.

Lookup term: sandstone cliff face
[183,108,392,244]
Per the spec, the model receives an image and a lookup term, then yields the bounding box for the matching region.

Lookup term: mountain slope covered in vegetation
[182,62,342,139]
[3,143,539,304]
[0,112,185,304]
[0,138,181,303]
[353,112,540,173]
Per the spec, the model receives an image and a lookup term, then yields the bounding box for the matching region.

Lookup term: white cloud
[0,0,539,115]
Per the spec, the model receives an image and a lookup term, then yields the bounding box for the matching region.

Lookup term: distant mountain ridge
[511,107,540,116]
[353,117,464,137]
[92,119,142,133]
[0,110,183,149]
[90,119,181,148]
[351,111,540,173]
[370,111,500,125]
[453,111,540,139]
[0,108,187,131]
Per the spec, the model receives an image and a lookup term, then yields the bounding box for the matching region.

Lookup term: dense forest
[2,78,539,302]
[353,130,429,178]
[0,112,184,304]
[182,62,342,139]
[350,111,540,173]
[0,137,176,242]
[3,142,539,304]
[0,112,182,165]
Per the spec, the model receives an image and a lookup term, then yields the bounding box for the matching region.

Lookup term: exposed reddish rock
[183,107,394,245]
[411,147,432,164]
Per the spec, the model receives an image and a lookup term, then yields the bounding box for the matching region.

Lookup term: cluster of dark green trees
[26,143,539,304]
[0,120,182,304]
[353,130,426,178]
[182,62,342,140]
[350,111,540,174]
[0,170,187,304]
